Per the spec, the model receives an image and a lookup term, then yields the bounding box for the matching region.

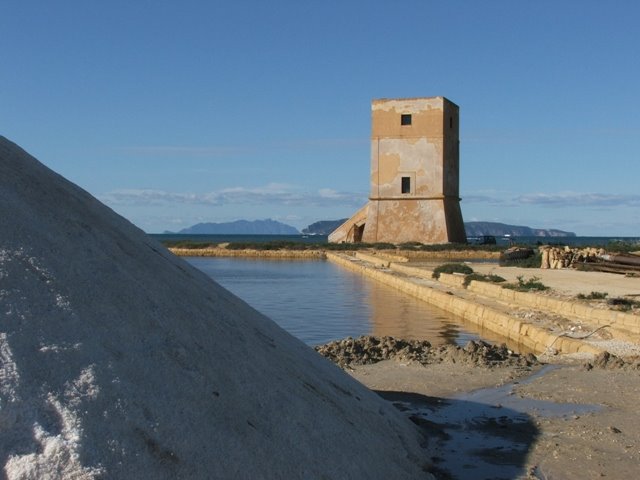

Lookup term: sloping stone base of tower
[328,204,368,243]
[330,197,466,245]
[362,198,465,244]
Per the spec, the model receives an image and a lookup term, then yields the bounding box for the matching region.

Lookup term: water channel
[188,256,486,346]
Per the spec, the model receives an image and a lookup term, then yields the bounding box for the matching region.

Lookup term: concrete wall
[327,253,605,356]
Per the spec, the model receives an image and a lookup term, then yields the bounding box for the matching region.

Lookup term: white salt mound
[0,137,431,479]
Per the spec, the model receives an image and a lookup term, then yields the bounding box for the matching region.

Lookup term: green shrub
[503,276,549,292]
[418,243,503,252]
[463,273,506,287]
[432,263,474,279]
[398,242,424,251]
[162,241,217,249]
[225,241,309,250]
[607,297,640,311]
[577,291,608,300]
[325,242,372,251]
[372,242,397,250]
[606,240,640,253]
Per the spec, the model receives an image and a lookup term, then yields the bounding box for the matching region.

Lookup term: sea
[152,233,640,248]
[151,233,639,348]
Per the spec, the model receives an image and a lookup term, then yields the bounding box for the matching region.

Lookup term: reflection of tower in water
[364,278,537,353]
[364,279,464,345]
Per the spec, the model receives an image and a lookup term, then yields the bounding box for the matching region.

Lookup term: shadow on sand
[378,365,602,479]
[378,390,539,479]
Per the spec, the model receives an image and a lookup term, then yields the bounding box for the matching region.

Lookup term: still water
[187,257,482,346]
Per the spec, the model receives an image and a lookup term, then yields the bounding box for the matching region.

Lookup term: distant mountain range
[169,218,575,238]
[171,219,299,235]
[464,222,575,237]
[302,219,575,238]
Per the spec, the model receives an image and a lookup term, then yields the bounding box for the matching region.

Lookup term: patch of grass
[463,273,506,287]
[398,242,424,251]
[418,243,503,252]
[432,263,474,279]
[503,275,549,292]
[162,241,217,249]
[606,240,640,253]
[224,241,311,251]
[607,297,640,311]
[577,291,609,300]
[371,242,397,250]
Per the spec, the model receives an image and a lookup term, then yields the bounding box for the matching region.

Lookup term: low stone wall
[467,280,640,340]
[326,253,604,356]
[354,252,391,268]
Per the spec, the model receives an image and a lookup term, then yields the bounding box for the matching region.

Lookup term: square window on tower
[401,114,412,126]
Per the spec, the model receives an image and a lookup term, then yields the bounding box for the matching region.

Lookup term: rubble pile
[583,351,640,370]
[540,246,604,269]
[540,245,640,274]
[315,336,538,369]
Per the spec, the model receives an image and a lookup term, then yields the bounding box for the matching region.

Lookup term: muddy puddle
[379,366,601,479]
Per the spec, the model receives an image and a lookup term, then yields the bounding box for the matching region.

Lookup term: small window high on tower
[401,114,412,126]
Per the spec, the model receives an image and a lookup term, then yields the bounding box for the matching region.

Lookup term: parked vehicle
[467,235,497,245]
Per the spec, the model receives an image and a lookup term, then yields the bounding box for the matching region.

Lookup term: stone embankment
[169,247,326,259]
[326,252,640,359]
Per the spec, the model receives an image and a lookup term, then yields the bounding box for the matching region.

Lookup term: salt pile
[0,137,430,479]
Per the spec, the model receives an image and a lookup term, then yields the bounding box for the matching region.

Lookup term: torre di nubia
[330,97,466,244]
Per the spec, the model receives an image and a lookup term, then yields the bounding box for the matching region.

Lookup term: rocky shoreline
[316,335,640,372]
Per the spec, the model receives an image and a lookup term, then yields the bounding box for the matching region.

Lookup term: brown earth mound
[583,351,640,370]
[315,336,538,369]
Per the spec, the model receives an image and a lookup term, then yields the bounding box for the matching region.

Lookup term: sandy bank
[344,354,640,480]
[310,333,640,478]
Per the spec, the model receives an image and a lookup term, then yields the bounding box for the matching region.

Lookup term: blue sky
[2,1,639,235]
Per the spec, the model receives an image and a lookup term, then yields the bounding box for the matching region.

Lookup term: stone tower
[329,97,466,244]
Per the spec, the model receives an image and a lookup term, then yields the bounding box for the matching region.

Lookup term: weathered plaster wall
[371,138,441,198]
[330,96,466,244]
[362,199,450,244]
